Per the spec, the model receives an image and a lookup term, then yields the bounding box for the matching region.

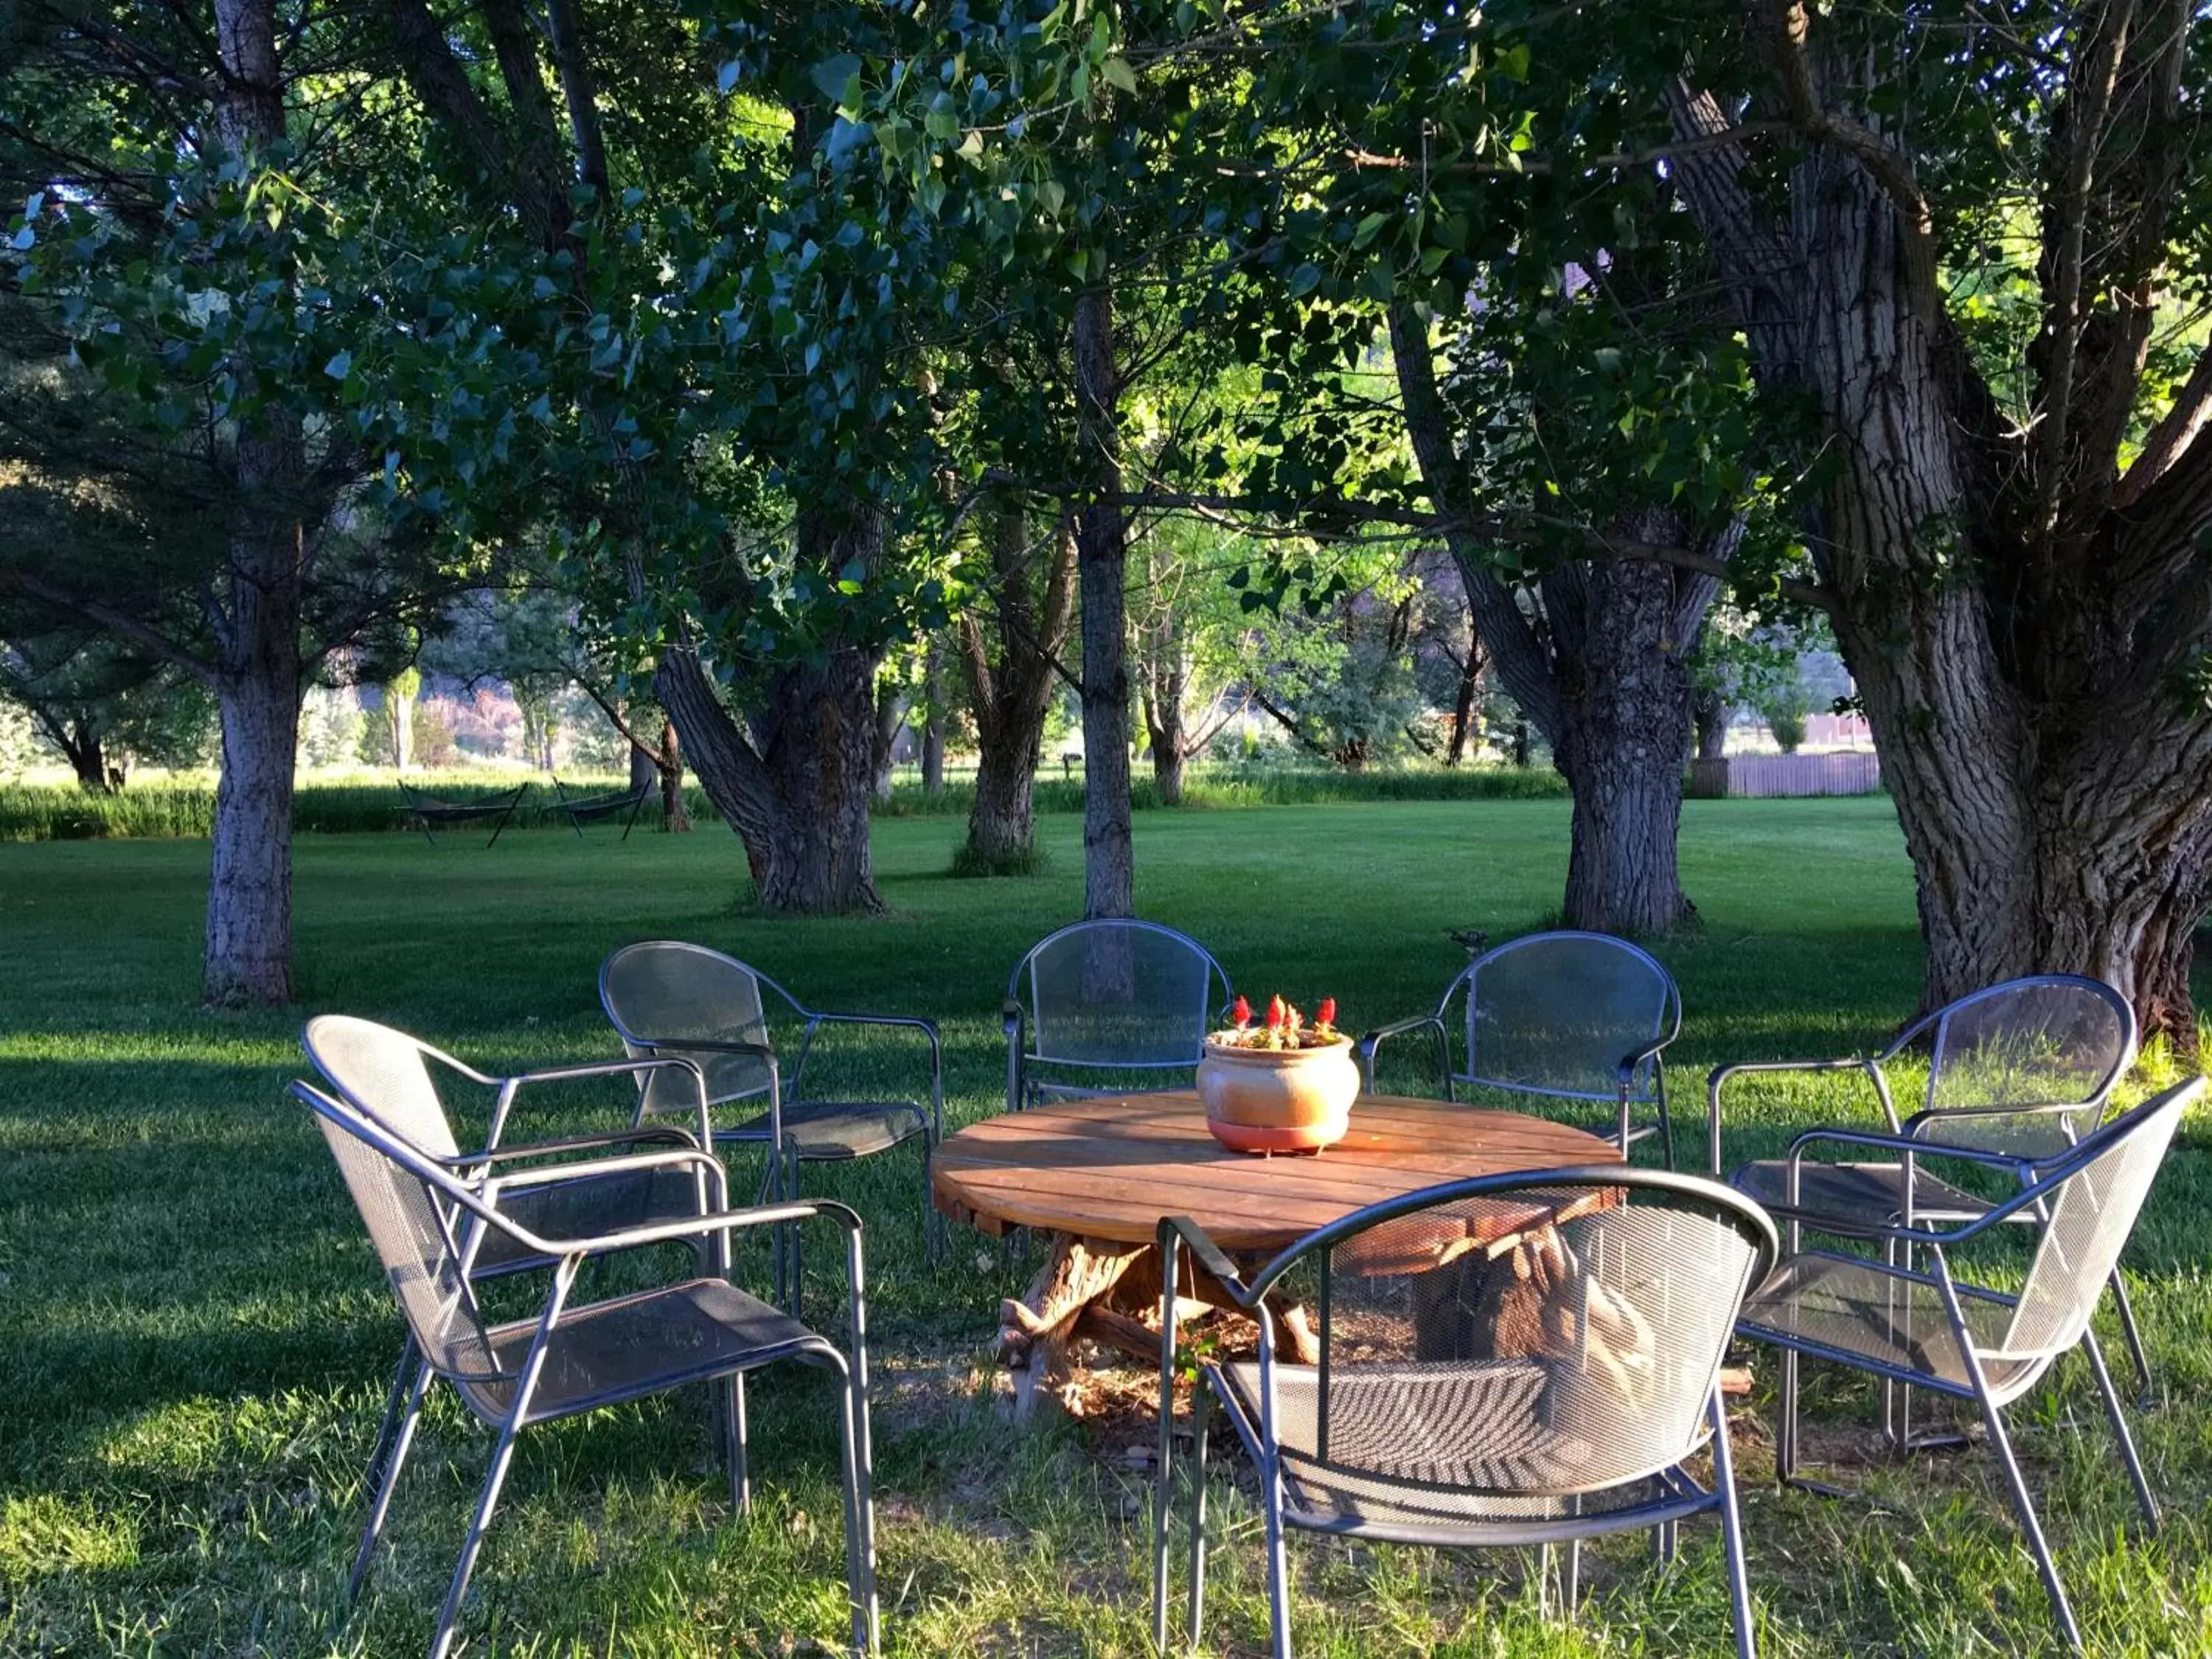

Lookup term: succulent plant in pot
[1197,995,1360,1153]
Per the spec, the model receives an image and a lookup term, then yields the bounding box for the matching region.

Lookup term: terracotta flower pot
[1197,1034,1360,1154]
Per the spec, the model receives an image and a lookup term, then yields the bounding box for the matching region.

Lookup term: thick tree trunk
[1073,287,1134,919]
[966,715,1041,864]
[657,717,689,832]
[1553,559,1698,933]
[1151,738,1186,807]
[655,512,886,914]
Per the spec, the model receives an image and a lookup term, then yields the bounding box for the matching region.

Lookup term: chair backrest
[1455,931,1679,1103]
[1008,919,1232,1073]
[302,1014,466,1160]
[1256,1167,1775,1501]
[1914,975,2137,1133]
[294,1079,508,1385]
[599,939,776,1113]
[1991,1075,2197,1368]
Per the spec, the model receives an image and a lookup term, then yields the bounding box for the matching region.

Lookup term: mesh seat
[1152,1169,1776,1659]
[1728,1159,1993,1232]
[721,1099,928,1161]
[1733,1079,2199,1654]
[471,1164,713,1275]
[467,1278,824,1425]
[1360,931,1681,1164]
[1002,920,1234,1113]
[1737,1252,2045,1402]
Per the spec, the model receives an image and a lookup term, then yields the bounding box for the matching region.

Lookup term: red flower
[1315,997,1337,1029]
[1231,995,1252,1027]
[1266,994,1289,1029]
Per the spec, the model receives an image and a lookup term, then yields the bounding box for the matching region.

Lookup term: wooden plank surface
[932,1091,1621,1251]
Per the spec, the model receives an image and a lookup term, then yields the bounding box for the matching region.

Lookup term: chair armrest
[1356,1015,1447,1094]
[481,1144,728,1205]
[804,1012,943,1128]
[532,1196,862,1259]
[1158,1214,1254,1307]
[490,1055,715,1152]
[442,1125,698,1169]
[1615,1032,1674,1088]
[1706,1055,1880,1178]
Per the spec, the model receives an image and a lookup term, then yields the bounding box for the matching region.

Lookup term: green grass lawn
[4,798,2209,1655]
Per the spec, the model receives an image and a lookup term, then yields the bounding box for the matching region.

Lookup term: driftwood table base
[995,1232,1321,1419]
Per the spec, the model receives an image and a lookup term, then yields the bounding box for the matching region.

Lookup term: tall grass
[0,764,1564,841]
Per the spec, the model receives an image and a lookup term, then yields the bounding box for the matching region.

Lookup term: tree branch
[0,570,218,686]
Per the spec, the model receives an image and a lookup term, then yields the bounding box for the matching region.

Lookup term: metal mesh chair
[296,1079,879,1659]
[599,941,942,1272]
[1359,931,1683,1164]
[1001,919,1234,1112]
[1709,975,2149,1408]
[1150,1168,1778,1658]
[1735,1076,2199,1654]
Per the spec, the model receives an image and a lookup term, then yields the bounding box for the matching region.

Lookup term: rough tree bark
[656,510,887,913]
[1391,301,1721,935]
[957,501,1077,867]
[1667,12,2212,1042]
[1073,285,1135,919]
[201,0,307,1005]
[1138,613,1189,806]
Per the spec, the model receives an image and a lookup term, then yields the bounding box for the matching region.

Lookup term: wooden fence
[1687,751,1882,799]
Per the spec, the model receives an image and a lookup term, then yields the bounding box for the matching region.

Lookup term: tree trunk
[202,0,304,1007]
[957,504,1075,872]
[59,718,109,793]
[1553,557,1699,934]
[1073,286,1134,919]
[627,706,656,794]
[1444,625,1484,767]
[1694,690,1731,760]
[920,637,946,794]
[655,512,886,914]
[657,717,689,832]
[871,678,902,803]
[386,678,414,770]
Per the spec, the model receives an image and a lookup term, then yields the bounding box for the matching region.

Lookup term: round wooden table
[932,1091,1621,1417]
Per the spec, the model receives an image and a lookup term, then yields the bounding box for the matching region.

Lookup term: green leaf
[811,55,863,105]
[1352,212,1390,249]
[1101,56,1137,94]
[323,349,351,380]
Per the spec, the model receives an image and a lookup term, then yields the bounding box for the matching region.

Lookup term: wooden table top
[931,1091,1623,1252]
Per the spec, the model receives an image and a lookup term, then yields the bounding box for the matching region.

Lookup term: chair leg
[1261,1443,1292,1659]
[359,1336,420,1523]
[2081,1329,2157,1533]
[783,1148,804,1318]
[726,1372,751,1514]
[1708,1389,1759,1659]
[920,1130,942,1267]
[1776,1348,1800,1486]
[1975,1392,2083,1652]
[429,1416,526,1659]
[2107,1270,2154,1409]
[832,1360,880,1657]
[1186,1382,1213,1650]
[349,1357,432,1603]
